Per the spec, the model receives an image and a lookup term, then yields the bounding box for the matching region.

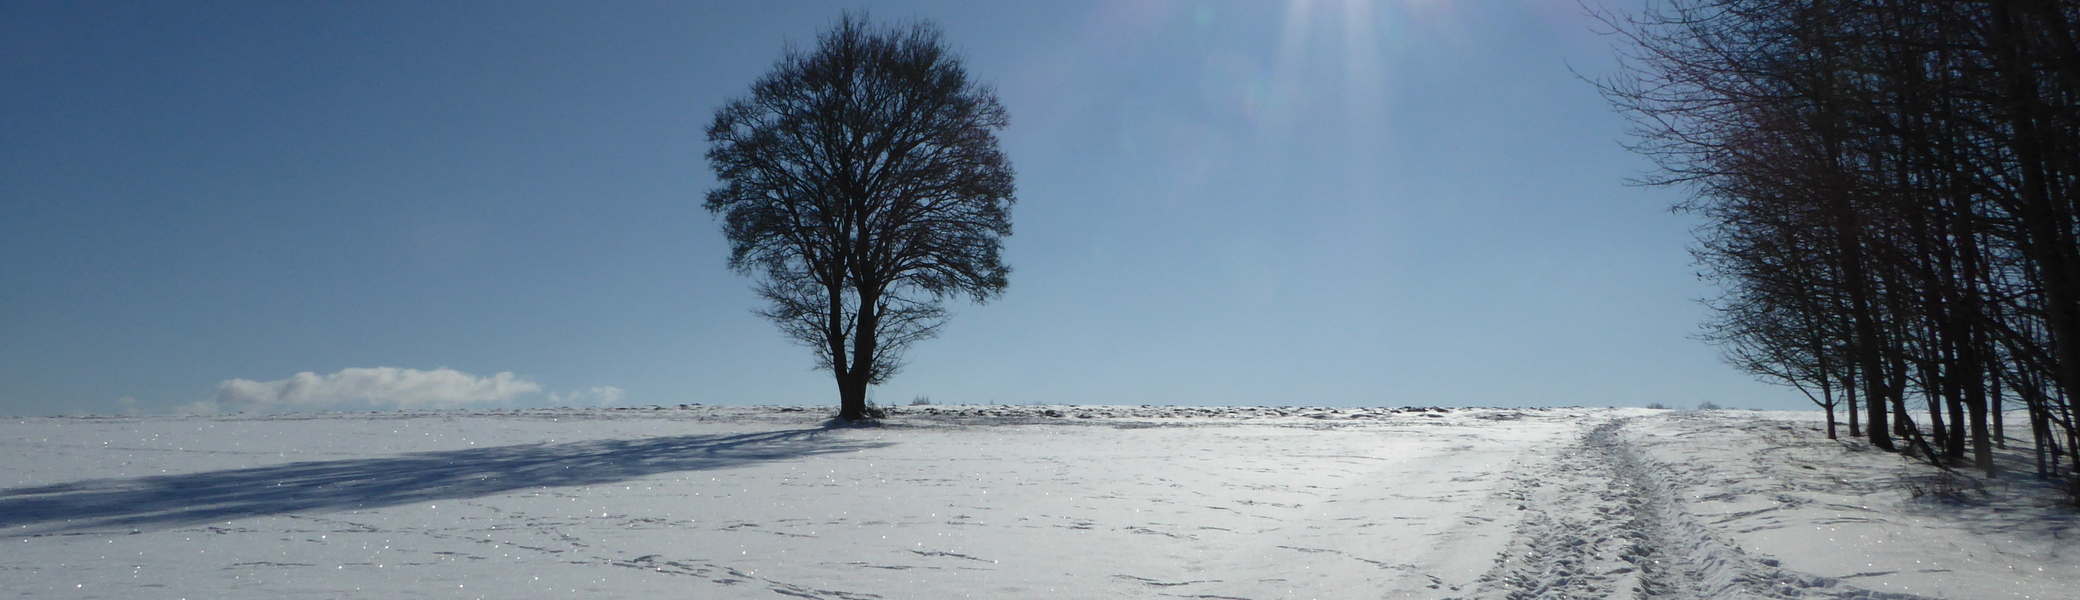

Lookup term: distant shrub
[1697,401,1722,410]
[910,396,933,406]
[1645,402,1668,410]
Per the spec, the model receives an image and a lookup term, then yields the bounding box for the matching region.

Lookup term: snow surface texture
[1,406,2071,599]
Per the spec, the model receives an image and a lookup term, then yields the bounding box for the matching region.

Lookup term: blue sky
[0,0,1800,415]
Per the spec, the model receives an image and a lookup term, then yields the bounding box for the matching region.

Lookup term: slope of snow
[1627,411,2077,600]
[1,406,2071,599]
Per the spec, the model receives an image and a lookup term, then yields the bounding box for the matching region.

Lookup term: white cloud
[114,396,141,416]
[550,386,625,406]
[204,367,543,413]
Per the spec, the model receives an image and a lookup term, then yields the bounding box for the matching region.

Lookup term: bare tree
[1595,0,2080,490]
[705,15,1014,421]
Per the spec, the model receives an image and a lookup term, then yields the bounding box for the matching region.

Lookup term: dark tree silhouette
[1595,0,2080,498]
[705,15,1014,421]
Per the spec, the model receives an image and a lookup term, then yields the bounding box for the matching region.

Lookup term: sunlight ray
[1340,0,1387,192]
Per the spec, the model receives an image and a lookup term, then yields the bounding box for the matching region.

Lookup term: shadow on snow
[0,426,885,534]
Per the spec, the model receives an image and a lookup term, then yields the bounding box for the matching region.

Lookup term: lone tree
[705,15,1014,421]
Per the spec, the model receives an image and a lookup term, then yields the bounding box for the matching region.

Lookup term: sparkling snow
[2,406,2072,599]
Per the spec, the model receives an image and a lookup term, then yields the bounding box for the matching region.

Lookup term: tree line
[1597,0,2080,491]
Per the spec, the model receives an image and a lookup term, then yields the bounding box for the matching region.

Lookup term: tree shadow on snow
[1894,440,2080,545]
[0,426,886,534]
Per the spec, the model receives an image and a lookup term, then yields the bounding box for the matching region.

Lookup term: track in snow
[1469,418,1935,600]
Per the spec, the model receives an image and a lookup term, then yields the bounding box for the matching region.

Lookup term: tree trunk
[1892,359,1914,440]
[1926,362,1951,457]
[1825,401,1839,440]
[1893,394,1946,466]
[1970,390,1995,476]
[1851,264,1892,447]
[1947,372,1968,461]
[1852,268,1893,450]
[826,278,866,421]
[1847,367,1861,438]
[1992,370,2005,448]
[840,286,884,422]
[1963,333,1993,474]
[837,372,870,421]
[2036,400,2051,478]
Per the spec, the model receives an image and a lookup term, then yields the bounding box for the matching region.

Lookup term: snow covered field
[2,406,2073,599]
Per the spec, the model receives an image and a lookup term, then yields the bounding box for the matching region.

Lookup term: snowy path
[3,406,2073,599]
[1467,418,1942,600]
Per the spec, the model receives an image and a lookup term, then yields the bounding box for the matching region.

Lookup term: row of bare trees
[1596,0,2080,487]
